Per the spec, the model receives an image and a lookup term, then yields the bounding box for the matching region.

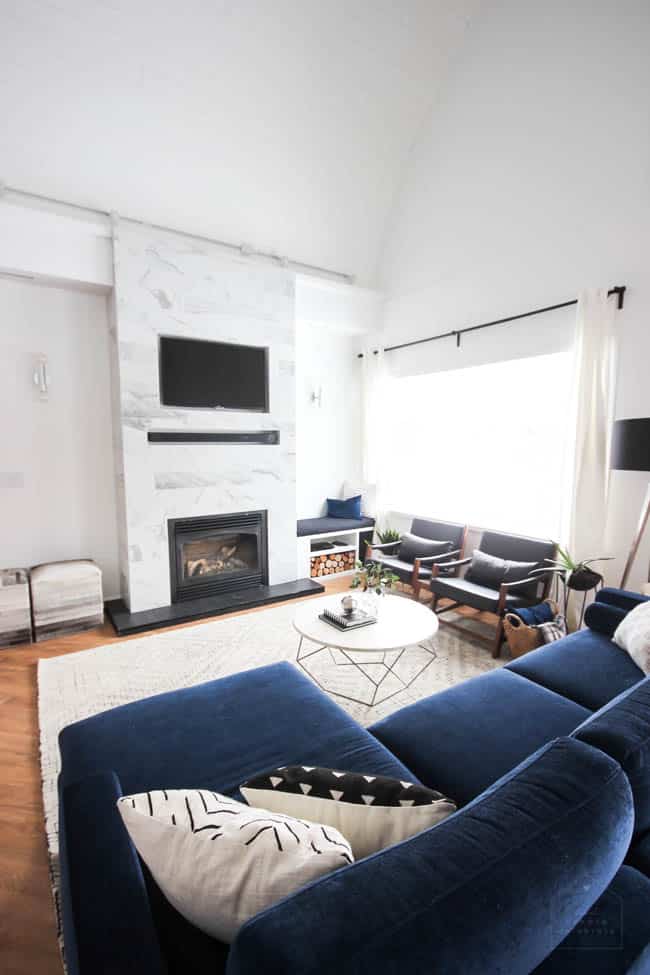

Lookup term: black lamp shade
[611,418,650,472]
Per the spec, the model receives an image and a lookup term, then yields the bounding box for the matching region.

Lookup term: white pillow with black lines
[241,766,456,859]
[118,788,353,943]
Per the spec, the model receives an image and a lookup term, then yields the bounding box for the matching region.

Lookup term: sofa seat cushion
[297,516,375,537]
[368,669,590,805]
[429,575,531,613]
[533,865,650,974]
[507,628,644,710]
[59,663,417,798]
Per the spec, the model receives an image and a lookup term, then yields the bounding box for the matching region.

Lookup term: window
[380,350,574,539]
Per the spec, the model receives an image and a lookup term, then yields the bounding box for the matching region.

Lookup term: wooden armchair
[428,530,557,658]
[366,518,467,600]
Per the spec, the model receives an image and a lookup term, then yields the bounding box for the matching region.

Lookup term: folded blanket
[510,601,555,626]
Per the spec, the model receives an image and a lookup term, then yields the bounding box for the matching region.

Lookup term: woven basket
[504,601,558,659]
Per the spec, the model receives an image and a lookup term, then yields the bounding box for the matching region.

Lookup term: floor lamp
[611,418,650,589]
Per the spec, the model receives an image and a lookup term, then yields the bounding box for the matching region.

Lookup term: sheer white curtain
[564,290,617,563]
[360,345,386,520]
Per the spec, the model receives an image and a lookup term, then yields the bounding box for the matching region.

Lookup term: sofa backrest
[572,677,650,837]
[226,738,632,975]
[410,517,466,550]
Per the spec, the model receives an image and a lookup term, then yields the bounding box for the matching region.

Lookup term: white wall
[0,277,120,596]
[296,324,362,519]
[0,196,113,292]
[380,0,650,590]
[0,1,478,286]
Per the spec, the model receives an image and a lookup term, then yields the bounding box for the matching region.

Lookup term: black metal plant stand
[554,572,604,629]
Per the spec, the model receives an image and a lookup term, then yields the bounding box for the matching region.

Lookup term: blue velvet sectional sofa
[58,588,650,975]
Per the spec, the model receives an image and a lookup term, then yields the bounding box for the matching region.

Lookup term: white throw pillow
[342,480,376,517]
[241,766,456,859]
[117,789,353,943]
[613,600,650,675]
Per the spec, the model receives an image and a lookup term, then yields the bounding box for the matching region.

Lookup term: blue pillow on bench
[326,495,362,519]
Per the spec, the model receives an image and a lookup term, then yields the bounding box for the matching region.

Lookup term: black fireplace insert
[168,510,269,602]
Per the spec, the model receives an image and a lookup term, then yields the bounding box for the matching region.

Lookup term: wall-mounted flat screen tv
[159,336,269,412]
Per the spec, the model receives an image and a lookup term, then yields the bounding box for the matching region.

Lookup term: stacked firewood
[310,549,356,578]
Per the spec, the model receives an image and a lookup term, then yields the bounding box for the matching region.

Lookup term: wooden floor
[0,578,492,974]
[0,577,352,975]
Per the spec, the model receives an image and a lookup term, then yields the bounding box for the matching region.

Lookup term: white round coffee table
[293,593,438,707]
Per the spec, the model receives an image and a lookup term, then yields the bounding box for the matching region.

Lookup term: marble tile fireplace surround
[105,220,322,633]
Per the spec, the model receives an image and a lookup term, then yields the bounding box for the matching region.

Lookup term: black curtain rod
[357,285,626,358]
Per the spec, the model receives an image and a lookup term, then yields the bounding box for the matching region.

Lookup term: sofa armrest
[227,738,632,975]
[586,588,650,638]
[597,587,650,614]
[584,600,627,638]
[59,770,165,975]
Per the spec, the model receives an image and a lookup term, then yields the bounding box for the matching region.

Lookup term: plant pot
[567,568,602,592]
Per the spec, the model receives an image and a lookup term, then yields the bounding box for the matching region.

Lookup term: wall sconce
[310,386,323,408]
[33,354,49,400]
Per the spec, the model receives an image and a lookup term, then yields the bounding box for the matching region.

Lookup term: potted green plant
[351,561,399,607]
[538,545,614,592]
[376,527,400,545]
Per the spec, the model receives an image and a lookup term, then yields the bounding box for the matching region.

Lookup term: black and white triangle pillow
[240,767,456,859]
[117,789,353,943]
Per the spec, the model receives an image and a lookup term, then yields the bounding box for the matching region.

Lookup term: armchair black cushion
[466,550,540,598]
[480,530,555,569]
[399,534,453,565]
[411,517,465,548]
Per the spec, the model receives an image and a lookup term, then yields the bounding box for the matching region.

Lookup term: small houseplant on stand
[534,545,613,629]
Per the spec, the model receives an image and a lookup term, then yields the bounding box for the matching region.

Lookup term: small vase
[360,588,384,617]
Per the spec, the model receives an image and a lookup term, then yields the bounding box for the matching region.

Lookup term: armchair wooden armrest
[430,556,471,580]
[414,549,461,568]
[366,540,400,561]
[369,541,401,552]
[412,549,461,596]
[496,573,551,614]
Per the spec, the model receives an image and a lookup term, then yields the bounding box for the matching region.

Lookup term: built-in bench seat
[297,516,375,537]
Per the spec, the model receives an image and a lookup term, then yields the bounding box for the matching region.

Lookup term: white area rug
[38,599,500,943]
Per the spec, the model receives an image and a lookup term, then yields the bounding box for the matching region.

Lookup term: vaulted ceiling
[0,1,477,285]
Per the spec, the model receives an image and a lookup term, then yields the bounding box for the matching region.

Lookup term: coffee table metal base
[296,635,437,708]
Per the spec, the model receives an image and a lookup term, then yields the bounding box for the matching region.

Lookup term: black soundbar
[147,430,280,445]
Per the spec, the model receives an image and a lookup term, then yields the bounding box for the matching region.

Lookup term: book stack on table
[319,607,377,631]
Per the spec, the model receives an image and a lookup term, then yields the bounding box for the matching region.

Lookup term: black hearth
[105,507,324,636]
[168,510,269,602]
